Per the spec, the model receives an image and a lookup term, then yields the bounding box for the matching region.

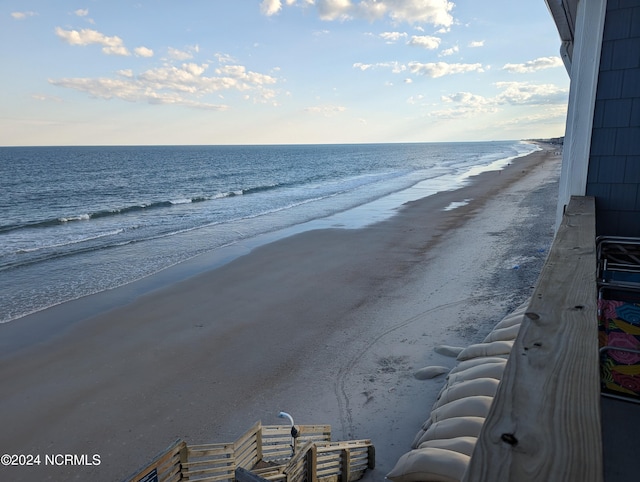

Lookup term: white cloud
[11,11,37,20]
[304,104,347,116]
[353,62,373,71]
[260,0,301,15]
[31,93,62,102]
[215,53,238,64]
[168,46,197,60]
[468,40,484,48]
[430,82,568,119]
[134,46,154,58]
[261,0,282,15]
[317,0,352,20]
[495,105,568,126]
[261,0,455,27]
[502,56,564,73]
[49,60,280,109]
[74,9,89,17]
[353,61,406,73]
[407,35,441,50]
[433,91,498,119]
[55,27,130,56]
[382,0,454,26]
[354,60,483,77]
[379,31,408,43]
[495,81,567,105]
[442,91,492,105]
[440,45,459,56]
[408,61,485,78]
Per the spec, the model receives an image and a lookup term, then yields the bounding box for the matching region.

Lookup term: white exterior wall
[556,0,607,230]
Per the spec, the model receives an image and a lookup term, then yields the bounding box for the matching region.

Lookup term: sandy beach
[0,143,561,481]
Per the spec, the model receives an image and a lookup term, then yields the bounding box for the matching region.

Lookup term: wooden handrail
[463,196,602,482]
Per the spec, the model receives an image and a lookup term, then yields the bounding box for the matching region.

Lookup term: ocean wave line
[0,185,285,235]
[0,187,348,273]
[14,228,126,255]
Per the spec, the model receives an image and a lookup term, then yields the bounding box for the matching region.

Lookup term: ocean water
[0,141,538,324]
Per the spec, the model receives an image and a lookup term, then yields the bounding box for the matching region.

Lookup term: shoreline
[0,142,541,358]
[0,144,561,481]
[0,142,539,328]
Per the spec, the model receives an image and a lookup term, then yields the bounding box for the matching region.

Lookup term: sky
[1,0,569,146]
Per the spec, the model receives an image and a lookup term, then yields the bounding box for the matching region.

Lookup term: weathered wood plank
[234,421,261,450]
[125,439,185,482]
[463,196,602,482]
[308,444,318,482]
[187,444,235,458]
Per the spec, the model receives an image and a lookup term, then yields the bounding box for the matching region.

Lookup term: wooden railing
[125,422,373,482]
[282,439,375,482]
[463,196,603,481]
[128,439,187,482]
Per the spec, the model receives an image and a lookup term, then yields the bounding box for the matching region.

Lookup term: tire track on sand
[334,295,492,439]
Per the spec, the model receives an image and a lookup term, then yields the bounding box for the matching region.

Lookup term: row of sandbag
[386,300,529,482]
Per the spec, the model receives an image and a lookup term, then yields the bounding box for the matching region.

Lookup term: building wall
[587,0,640,236]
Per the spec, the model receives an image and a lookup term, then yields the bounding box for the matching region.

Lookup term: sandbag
[416,416,485,446]
[424,389,484,431]
[431,396,494,423]
[433,378,500,409]
[483,323,521,342]
[414,365,450,380]
[446,362,506,385]
[450,356,507,375]
[418,436,478,456]
[386,447,470,482]
[435,363,502,400]
[493,313,524,330]
[456,340,514,361]
[493,302,528,330]
[422,417,434,430]
[434,345,465,357]
[411,427,427,449]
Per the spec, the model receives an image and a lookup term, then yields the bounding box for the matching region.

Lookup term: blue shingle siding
[588,157,601,184]
[597,70,624,99]
[615,127,640,154]
[586,183,613,206]
[610,183,639,208]
[625,156,640,182]
[590,128,617,156]
[597,211,620,235]
[631,98,640,126]
[599,41,615,71]
[635,183,640,209]
[616,212,640,236]
[603,98,633,127]
[612,38,640,69]
[631,7,640,36]
[622,68,640,96]
[588,1,640,236]
[598,156,627,182]
[604,8,632,40]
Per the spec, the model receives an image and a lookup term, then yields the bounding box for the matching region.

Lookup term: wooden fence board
[188,444,235,458]
[234,422,262,449]
[125,439,186,482]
